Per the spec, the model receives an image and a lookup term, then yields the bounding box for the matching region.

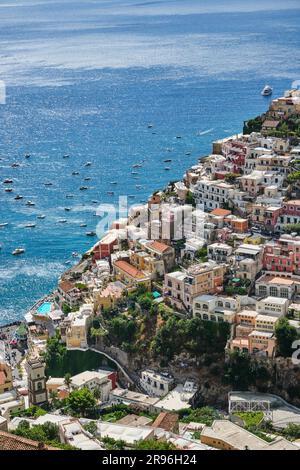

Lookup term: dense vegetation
[179,406,220,426]
[12,420,77,450]
[151,316,230,363]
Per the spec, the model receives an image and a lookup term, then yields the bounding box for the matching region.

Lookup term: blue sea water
[0,0,300,325]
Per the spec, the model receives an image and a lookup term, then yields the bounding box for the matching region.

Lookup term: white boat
[0,223,8,228]
[26,201,35,206]
[80,223,87,227]
[58,219,67,223]
[24,223,36,228]
[110,181,117,185]
[37,215,46,219]
[64,207,71,212]
[3,179,13,184]
[84,161,92,167]
[12,248,25,255]
[86,231,96,236]
[261,85,273,96]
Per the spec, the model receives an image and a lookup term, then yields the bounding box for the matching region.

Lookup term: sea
[0,0,300,325]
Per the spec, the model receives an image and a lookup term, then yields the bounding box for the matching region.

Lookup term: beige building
[164,261,225,313]
[201,420,299,450]
[66,304,93,349]
[193,294,238,323]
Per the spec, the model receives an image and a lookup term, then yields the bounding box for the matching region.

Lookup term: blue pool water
[0,0,300,325]
[36,302,52,316]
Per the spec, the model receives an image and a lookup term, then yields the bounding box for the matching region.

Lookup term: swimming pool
[36,302,52,316]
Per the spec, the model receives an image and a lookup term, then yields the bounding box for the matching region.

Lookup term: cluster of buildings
[1,88,300,451]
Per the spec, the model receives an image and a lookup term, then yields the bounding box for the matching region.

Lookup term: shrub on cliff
[275,317,298,357]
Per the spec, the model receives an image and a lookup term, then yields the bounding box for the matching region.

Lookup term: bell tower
[26,357,48,407]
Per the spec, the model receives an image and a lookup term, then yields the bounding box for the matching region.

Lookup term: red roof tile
[114,260,145,279]
[148,241,171,253]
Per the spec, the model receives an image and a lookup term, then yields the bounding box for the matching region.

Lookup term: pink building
[282,200,300,216]
[263,235,300,274]
[221,139,247,174]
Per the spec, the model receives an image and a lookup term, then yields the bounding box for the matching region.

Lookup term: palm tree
[64,373,72,391]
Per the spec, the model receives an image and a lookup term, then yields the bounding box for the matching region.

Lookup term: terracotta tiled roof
[0,371,6,386]
[210,208,232,217]
[0,431,59,451]
[152,412,179,432]
[148,241,171,253]
[59,280,75,293]
[114,260,145,279]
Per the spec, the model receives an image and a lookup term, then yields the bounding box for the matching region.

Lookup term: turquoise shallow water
[0,0,300,325]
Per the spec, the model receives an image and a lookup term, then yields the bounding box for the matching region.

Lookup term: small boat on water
[80,186,88,191]
[5,188,13,193]
[107,191,114,196]
[12,248,25,255]
[136,185,142,189]
[131,171,138,175]
[66,194,74,198]
[84,162,92,167]
[86,231,96,237]
[128,195,135,199]
[44,182,53,186]
[185,152,191,156]
[72,171,80,176]
[92,200,98,204]
[11,163,20,168]
[164,167,171,171]
[37,215,46,219]
[25,154,31,159]
[132,164,142,168]
[261,85,273,96]
[80,223,87,227]
[0,223,8,228]
[164,159,172,163]
[14,195,23,200]
[84,177,91,181]
[58,219,67,223]
[3,179,13,184]
[64,207,71,212]
[176,136,182,139]
[72,252,80,258]
[110,181,117,185]
[24,223,36,228]
[148,124,153,128]
[26,201,35,206]
[63,154,70,158]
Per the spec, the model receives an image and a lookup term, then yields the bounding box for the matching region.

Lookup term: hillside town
[2,88,300,451]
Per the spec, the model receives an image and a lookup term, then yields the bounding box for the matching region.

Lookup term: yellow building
[66,304,93,349]
[96,281,126,311]
[0,361,13,394]
[113,259,151,289]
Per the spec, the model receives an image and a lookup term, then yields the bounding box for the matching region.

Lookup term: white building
[193,294,239,323]
[71,370,113,402]
[256,296,289,317]
[140,370,174,398]
[192,180,234,211]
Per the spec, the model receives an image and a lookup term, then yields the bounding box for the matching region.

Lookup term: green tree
[275,317,298,357]
[43,331,66,371]
[64,372,72,391]
[66,387,97,417]
[134,438,176,450]
[102,436,126,450]
[83,421,98,437]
